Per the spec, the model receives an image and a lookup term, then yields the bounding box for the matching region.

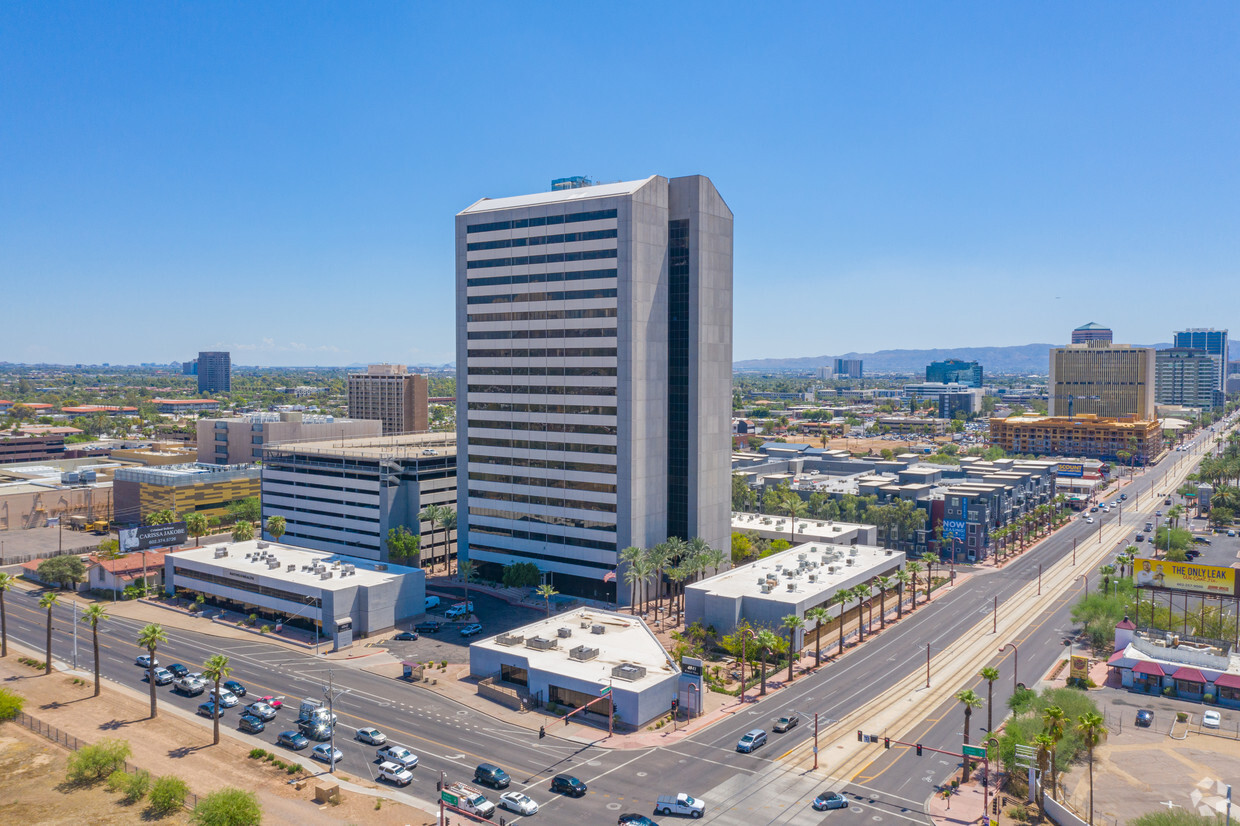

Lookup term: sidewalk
[926,775,989,826]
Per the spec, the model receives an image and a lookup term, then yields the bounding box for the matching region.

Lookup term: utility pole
[926,643,931,688]
[813,712,819,770]
[72,598,78,669]
[323,669,348,774]
[993,596,997,634]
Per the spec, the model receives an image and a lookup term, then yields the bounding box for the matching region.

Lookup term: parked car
[376,761,413,786]
[392,631,419,641]
[276,730,309,751]
[618,816,658,826]
[414,621,443,633]
[237,714,266,734]
[474,763,510,789]
[312,744,344,764]
[355,727,387,745]
[1193,536,1212,545]
[224,680,247,697]
[1136,709,1153,727]
[773,714,799,732]
[245,701,277,721]
[500,791,539,815]
[813,791,848,811]
[197,701,224,719]
[655,793,705,818]
[460,623,484,637]
[136,654,159,668]
[377,745,419,769]
[550,774,587,797]
[166,663,188,678]
[446,601,475,619]
[425,596,441,610]
[145,667,174,686]
[736,729,767,753]
[1203,710,1222,729]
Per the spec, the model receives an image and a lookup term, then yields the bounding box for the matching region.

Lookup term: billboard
[120,522,188,551]
[1134,560,1238,596]
[1056,462,1085,479]
[942,497,968,544]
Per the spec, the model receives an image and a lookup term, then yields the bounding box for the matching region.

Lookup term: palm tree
[979,666,1000,736]
[1075,712,1108,824]
[635,557,655,616]
[805,607,829,665]
[1033,733,1055,814]
[440,510,458,573]
[81,604,109,697]
[894,569,911,619]
[39,592,58,675]
[265,515,286,543]
[136,624,168,718]
[185,512,208,547]
[920,552,938,600]
[231,519,254,543]
[755,630,779,695]
[459,560,477,616]
[782,495,808,544]
[955,688,984,781]
[620,546,644,611]
[833,590,851,654]
[0,572,12,658]
[852,584,871,642]
[1098,564,1116,597]
[667,564,689,622]
[418,504,444,571]
[536,584,558,617]
[646,543,671,619]
[874,575,891,629]
[705,544,726,577]
[905,561,923,610]
[202,654,232,745]
[781,614,804,683]
[1041,705,1067,800]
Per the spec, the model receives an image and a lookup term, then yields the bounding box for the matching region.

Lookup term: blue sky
[2,2,1237,366]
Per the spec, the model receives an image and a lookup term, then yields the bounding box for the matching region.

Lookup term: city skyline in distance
[2,4,1237,366]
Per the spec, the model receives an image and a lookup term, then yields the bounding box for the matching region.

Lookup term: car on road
[460,623,484,637]
[260,695,284,709]
[475,763,510,789]
[377,745,418,769]
[166,663,188,679]
[197,701,225,719]
[245,701,277,721]
[618,815,658,826]
[550,774,587,797]
[655,793,705,818]
[136,654,159,668]
[1135,534,1144,542]
[145,667,174,686]
[1186,550,1201,560]
[414,621,443,633]
[376,761,413,786]
[1084,516,1094,524]
[1090,506,1099,513]
[209,689,239,708]
[224,680,247,697]
[175,677,205,696]
[392,631,419,641]
[297,720,333,741]
[276,730,309,751]
[311,744,344,764]
[1230,530,1237,538]
[237,714,266,734]
[500,791,539,815]
[736,729,767,753]
[812,791,848,811]
[1156,510,1163,518]
[355,727,387,745]
[1203,710,1222,728]
[446,601,475,619]
[773,714,799,732]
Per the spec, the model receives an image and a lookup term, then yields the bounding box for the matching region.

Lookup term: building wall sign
[680,656,703,677]
[225,569,257,582]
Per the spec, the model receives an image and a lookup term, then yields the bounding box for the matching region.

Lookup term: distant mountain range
[734,343,1172,375]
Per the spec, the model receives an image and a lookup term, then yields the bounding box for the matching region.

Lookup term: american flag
[603,570,617,583]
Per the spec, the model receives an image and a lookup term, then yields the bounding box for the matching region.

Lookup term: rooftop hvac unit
[591,624,605,635]
[213,547,229,558]
[374,563,388,571]
[557,627,573,638]
[525,636,558,651]
[787,582,796,591]
[267,559,280,569]
[287,564,296,572]
[798,554,807,561]
[828,566,837,574]
[756,577,766,586]
[320,571,333,580]
[343,564,355,574]
[496,633,524,646]
[611,663,646,681]
[885,549,894,556]
[333,560,341,568]
[256,541,269,549]
[808,573,817,582]
[846,558,854,566]
[568,645,599,662]
[760,585,771,594]
[580,620,591,629]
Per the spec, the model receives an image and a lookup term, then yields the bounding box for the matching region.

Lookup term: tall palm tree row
[418,504,444,571]
[137,623,169,719]
[1041,705,1067,800]
[39,592,59,675]
[874,575,891,629]
[833,590,850,654]
[781,614,804,683]
[82,604,109,697]
[202,654,232,746]
[955,688,984,781]
[755,629,779,696]
[804,606,829,665]
[1075,712,1108,825]
[904,561,923,612]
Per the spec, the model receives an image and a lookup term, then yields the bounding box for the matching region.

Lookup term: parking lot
[378,590,541,664]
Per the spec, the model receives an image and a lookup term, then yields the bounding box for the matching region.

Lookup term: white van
[425,596,441,611]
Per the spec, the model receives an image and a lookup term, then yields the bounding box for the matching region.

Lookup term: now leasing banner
[1134,559,1238,596]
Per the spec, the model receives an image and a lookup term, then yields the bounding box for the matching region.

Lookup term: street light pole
[814,712,819,770]
[926,643,931,688]
[999,643,1019,692]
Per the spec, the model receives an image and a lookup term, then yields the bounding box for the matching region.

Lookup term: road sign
[963,744,987,759]
[600,685,612,697]
[441,791,459,806]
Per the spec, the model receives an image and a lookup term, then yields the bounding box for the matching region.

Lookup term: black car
[414,621,443,634]
[224,680,247,697]
[238,714,266,734]
[475,763,510,789]
[166,663,189,679]
[393,631,419,641]
[277,730,309,751]
[298,720,334,741]
[618,816,658,826]
[550,774,587,797]
[1136,709,1154,727]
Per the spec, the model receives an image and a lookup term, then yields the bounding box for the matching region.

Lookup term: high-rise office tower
[197,351,231,394]
[1048,342,1155,418]
[1155,348,1222,409]
[1071,322,1113,344]
[1173,329,1228,392]
[926,359,983,387]
[347,364,429,435]
[834,358,863,379]
[455,175,732,602]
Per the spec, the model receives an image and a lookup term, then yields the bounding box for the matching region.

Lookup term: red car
[260,695,284,710]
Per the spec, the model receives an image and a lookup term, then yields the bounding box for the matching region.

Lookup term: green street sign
[441,791,459,806]
[600,686,612,697]
[962,745,986,759]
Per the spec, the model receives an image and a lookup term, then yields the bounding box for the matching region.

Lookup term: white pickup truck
[445,782,496,818]
[656,793,706,818]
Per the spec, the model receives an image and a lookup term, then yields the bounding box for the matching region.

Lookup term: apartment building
[347,364,429,435]
[1156,347,1223,410]
[989,414,1163,464]
[1048,342,1156,418]
[197,351,231,394]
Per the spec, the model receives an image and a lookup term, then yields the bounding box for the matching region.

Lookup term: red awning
[1174,667,1207,683]
[1133,661,1166,676]
[1107,651,1128,666]
[1212,673,1240,689]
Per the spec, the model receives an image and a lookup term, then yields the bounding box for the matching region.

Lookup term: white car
[1085,517,1094,524]
[1203,710,1222,729]
[136,654,159,668]
[209,689,239,708]
[377,760,413,786]
[355,727,387,745]
[311,744,344,764]
[376,745,418,768]
[500,791,539,815]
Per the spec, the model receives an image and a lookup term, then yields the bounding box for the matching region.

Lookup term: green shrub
[66,738,133,783]
[259,625,271,634]
[148,775,190,814]
[285,763,299,775]
[0,687,25,721]
[192,787,262,826]
[247,748,267,759]
[107,769,130,793]
[123,769,152,803]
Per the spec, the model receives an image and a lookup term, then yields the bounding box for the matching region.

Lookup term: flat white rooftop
[171,540,418,591]
[691,541,904,605]
[459,177,656,215]
[470,608,676,690]
[731,511,875,543]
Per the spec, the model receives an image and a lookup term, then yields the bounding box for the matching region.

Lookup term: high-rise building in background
[1172,329,1229,393]
[347,364,429,435]
[182,359,197,376]
[455,175,732,602]
[1048,342,1156,419]
[834,358,863,379]
[925,359,983,387]
[196,351,230,394]
[1155,348,1222,409]
[1071,322,1113,344]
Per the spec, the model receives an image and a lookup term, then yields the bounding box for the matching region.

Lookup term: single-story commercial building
[468,608,681,728]
[685,541,906,647]
[1107,618,1240,709]
[164,539,425,651]
[732,512,877,546]
[88,550,166,595]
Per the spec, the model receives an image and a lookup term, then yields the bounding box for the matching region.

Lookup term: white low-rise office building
[468,608,682,728]
[684,541,905,645]
[731,511,877,546]
[164,540,425,651]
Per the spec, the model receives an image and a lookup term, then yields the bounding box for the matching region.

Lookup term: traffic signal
[539,726,545,739]
[671,697,679,712]
[437,779,443,791]
[884,737,890,750]
[857,730,863,742]
[916,743,923,756]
